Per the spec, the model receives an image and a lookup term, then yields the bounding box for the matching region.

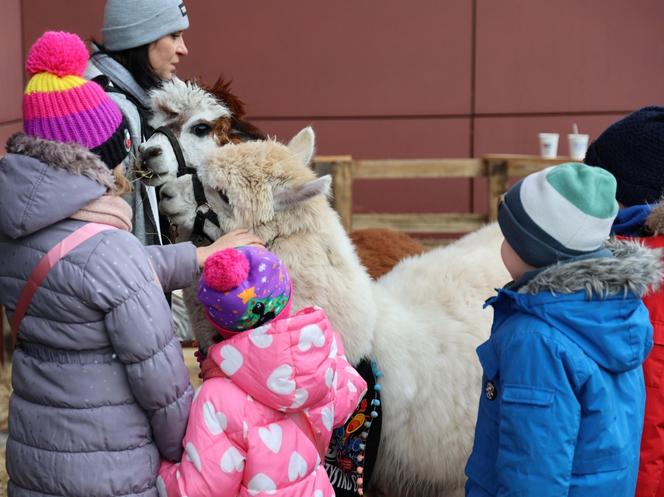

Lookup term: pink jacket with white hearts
[158,307,367,497]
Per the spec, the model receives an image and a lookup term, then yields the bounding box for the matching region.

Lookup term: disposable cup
[568,133,590,161]
[538,133,559,159]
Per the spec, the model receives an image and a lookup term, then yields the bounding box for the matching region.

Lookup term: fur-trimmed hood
[488,239,661,373]
[0,133,114,239]
[520,238,662,297]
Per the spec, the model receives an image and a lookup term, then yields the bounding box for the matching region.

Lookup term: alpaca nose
[138,145,162,168]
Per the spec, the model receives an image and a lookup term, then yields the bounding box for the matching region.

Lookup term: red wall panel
[254,117,470,159]
[475,0,664,114]
[179,1,472,117]
[20,0,472,119]
[0,0,23,129]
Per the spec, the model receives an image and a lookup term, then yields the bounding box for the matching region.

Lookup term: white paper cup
[538,133,559,159]
[568,133,590,161]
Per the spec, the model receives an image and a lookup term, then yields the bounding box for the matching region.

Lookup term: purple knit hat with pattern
[23,31,131,169]
[198,246,292,337]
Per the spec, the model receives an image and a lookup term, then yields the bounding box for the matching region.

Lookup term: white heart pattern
[288,451,308,482]
[203,401,227,436]
[328,336,338,359]
[185,442,202,472]
[299,324,326,352]
[156,476,167,497]
[258,423,283,453]
[345,365,360,377]
[314,491,324,497]
[325,367,334,388]
[347,380,358,393]
[290,388,309,409]
[248,473,277,495]
[220,446,245,473]
[321,406,334,431]
[267,364,296,395]
[219,345,243,376]
[249,325,273,349]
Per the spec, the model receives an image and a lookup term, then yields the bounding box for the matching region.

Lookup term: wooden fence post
[331,158,353,232]
[487,158,508,222]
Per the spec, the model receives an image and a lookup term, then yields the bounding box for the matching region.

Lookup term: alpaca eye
[253,302,265,315]
[191,123,212,137]
[218,190,230,204]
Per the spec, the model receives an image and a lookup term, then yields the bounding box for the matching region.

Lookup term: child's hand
[196,229,264,266]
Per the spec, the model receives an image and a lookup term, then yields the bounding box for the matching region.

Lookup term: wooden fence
[313,154,568,241]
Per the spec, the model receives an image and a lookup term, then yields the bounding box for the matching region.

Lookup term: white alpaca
[163,126,508,497]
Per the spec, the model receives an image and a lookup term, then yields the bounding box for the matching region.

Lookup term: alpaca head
[160,127,330,244]
[137,77,265,187]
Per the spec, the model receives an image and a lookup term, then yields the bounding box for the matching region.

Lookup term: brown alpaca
[350,228,426,279]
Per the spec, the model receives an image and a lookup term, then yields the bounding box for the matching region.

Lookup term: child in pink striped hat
[23,31,133,173]
[159,246,367,497]
[2,31,263,497]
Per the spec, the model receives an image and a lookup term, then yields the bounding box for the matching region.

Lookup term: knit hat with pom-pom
[23,31,131,169]
[198,246,292,338]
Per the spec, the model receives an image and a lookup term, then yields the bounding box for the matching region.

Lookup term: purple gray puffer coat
[0,134,197,497]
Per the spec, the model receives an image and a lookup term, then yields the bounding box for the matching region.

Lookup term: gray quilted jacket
[0,134,197,497]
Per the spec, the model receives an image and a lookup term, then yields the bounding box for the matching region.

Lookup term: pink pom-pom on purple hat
[198,246,292,337]
[204,249,251,292]
[25,31,89,77]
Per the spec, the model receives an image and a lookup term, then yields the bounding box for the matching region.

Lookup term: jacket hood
[492,239,661,373]
[208,307,342,412]
[0,133,114,239]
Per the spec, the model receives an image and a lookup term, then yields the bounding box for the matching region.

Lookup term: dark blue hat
[584,106,664,206]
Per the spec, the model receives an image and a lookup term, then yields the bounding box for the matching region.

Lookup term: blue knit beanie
[498,163,619,268]
[584,106,664,207]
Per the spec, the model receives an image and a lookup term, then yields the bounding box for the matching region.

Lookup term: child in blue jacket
[465,162,661,497]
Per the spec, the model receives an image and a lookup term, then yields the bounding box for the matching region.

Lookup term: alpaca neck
[268,201,377,365]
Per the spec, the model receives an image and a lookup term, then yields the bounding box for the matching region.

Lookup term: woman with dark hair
[85,0,192,337]
[85,0,189,247]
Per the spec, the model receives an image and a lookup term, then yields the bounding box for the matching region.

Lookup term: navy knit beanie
[498,163,618,268]
[584,106,664,207]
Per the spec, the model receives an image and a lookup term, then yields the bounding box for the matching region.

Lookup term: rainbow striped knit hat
[498,162,619,268]
[23,31,131,169]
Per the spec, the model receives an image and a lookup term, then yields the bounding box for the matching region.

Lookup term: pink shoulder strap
[11,223,116,345]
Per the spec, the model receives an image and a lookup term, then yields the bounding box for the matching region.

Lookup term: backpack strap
[11,223,117,346]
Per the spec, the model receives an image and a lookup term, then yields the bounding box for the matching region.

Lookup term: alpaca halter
[150,125,221,245]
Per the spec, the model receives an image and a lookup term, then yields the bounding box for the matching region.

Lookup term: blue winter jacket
[465,241,661,497]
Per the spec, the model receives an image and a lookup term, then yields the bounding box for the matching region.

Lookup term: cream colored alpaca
[173,127,509,497]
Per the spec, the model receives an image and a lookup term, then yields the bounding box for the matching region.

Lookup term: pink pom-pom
[204,249,250,292]
[25,31,89,77]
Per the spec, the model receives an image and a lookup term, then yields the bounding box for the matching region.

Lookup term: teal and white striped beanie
[498,162,619,268]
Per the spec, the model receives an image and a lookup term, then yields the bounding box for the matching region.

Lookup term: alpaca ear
[287,127,316,166]
[274,175,331,211]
